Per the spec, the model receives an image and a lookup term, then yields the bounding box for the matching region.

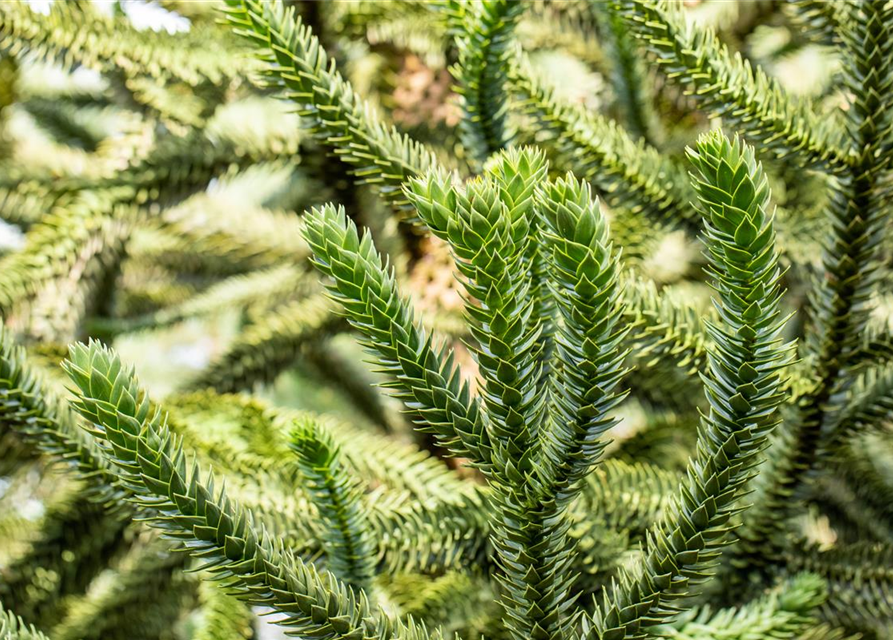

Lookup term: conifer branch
[452,0,525,165]
[0,327,123,505]
[412,151,577,640]
[734,0,893,572]
[1,3,891,638]
[509,60,697,232]
[654,572,826,640]
[299,340,396,432]
[615,0,849,171]
[185,294,341,393]
[285,411,471,503]
[788,542,893,632]
[786,0,848,48]
[0,1,251,86]
[832,364,893,439]
[585,131,792,639]
[222,0,442,217]
[92,264,309,335]
[302,203,492,468]
[63,340,438,640]
[408,149,548,479]
[152,199,309,275]
[590,1,660,146]
[0,193,134,318]
[623,275,713,377]
[536,175,629,508]
[580,460,675,537]
[291,418,377,595]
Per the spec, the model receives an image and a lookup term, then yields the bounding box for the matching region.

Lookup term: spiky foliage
[302,202,490,466]
[590,1,660,146]
[615,0,848,170]
[655,572,826,639]
[290,418,377,594]
[728,0,893,582]
[451,0,524,165]
[0,601,50,640]
[509,59,696,234]
[221,0,441,217]
[581,130,792,640]
[0,326,122,504]
[0,1,249,87]
[405,150,624,639]
[185,294,340,392]
[1,1,892,639]
[62,341,434,640]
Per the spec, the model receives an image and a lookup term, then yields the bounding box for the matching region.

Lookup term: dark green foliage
[589,1,660,146]
[303,203,490,466]
[509,61,696,234]
[655,572,827,639]
[583,130,792,640]
[615,0,848,170]
[730,0,893,581]
[452,0,524,165]
[221,0,441,217]
[290,418,377,594]
[62,341,433,640]
[0,1,891,639]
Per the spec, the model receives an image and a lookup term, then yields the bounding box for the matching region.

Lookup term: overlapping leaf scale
[222,0,441,217]
[584,131,793,640]
[616,0,848,171]
[291,419,377,594]
[786,0,848,48]
[408,152,589,640]
[536,175,629,509]
[63,341,437,640]
[736,0,893,572]
[302,204,492,468]
[803,0,893,403]
[407,149,547,476]
[452,0,525,165]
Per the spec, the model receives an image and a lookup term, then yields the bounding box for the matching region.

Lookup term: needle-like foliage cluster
[1,1,892,640]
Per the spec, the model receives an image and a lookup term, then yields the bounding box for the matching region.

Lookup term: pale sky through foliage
[26,0,190,33]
